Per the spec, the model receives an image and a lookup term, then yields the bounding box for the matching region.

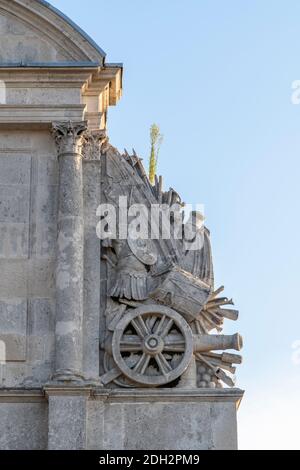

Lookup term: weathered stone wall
[0,403,48,450]
[0,391,48,450]
[87,390,240,451]
[0,130,57,388]
[0,389,241,450]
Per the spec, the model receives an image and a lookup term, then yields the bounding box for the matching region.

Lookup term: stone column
[52,121,87,382]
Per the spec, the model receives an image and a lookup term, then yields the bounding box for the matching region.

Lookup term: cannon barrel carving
[103,305,244,387]
[193,333,243,353]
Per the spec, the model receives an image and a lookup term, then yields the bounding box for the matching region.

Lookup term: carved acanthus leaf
[82,130,107,160]
[52,121,88,155]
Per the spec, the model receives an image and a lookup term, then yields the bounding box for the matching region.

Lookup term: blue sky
[51,0,300,449]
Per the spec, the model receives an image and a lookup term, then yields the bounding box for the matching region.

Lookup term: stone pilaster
[81,130,105,384]
[52,121,87,383]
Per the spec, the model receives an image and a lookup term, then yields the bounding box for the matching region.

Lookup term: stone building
[0,0,243,450]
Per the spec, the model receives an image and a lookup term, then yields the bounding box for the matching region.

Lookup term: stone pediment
[0,0,106,66]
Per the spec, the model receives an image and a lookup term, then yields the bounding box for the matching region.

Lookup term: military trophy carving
[99,145,243,389]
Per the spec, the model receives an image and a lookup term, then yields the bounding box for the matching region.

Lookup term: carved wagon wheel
[112,305,193,386]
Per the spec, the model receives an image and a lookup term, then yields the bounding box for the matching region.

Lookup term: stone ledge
[0,105,86,126]
[0,389,45,403]
[94,388,244,408]
[0,387,244,408]
[44,385,93,398]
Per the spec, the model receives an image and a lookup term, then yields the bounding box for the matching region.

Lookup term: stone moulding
[92,388,244,408]
[0,105,86,126]
[0,65,122,130]
[0,389,46,403]
[0,387,244,407]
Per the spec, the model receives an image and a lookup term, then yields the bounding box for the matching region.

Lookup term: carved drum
[149,266,211,322]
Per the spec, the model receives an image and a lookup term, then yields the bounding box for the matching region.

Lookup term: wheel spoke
[133,353,151,374]
[146,315,158,332]
[153,315,166,335]
[120,335,142,352]
[131,315,149,338]
[155,353,173,376]
[160,319,174,339]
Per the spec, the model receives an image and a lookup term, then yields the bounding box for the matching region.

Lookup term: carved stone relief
[99,145,243,389]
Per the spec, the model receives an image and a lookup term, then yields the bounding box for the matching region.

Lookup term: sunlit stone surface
[0,0,243,450]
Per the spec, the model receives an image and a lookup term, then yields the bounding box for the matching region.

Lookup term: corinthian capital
[52,121,88,155]
[82,129,108,160]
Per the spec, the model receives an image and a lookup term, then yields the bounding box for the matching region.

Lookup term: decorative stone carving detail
[99,146,244,390]
[52,121,88,155]
[111,305,194,387]
[82,130,108,160]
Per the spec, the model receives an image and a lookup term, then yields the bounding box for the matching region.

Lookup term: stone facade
[0,0,243,450]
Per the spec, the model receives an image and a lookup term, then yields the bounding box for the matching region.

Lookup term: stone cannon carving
[100,146,243,389]
[109,305,242,387]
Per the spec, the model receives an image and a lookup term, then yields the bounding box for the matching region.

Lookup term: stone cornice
[0,66,122,97]
[0,67,97,86]
[0,65,122,130]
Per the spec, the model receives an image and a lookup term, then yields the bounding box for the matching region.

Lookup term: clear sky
[51,0,300,449]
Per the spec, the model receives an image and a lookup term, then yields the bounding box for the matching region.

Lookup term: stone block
[36,155,58,187]
[0,298,27,333]
[6,87,82,106]
[0,363,27,388]
[0,223,29,259]
[87,389,243,450]
[0,260,28,298]
[0,131,31,151]
[48,394,88,450]
[29,298,55,336]
[34,184,58,225]
[0,401,48,450]
[26,298,55,369]
[0,299,27,363]
[0,186,30,224]
[0,154,31,186]
[0,259,55,298]
[0,334,26,362]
